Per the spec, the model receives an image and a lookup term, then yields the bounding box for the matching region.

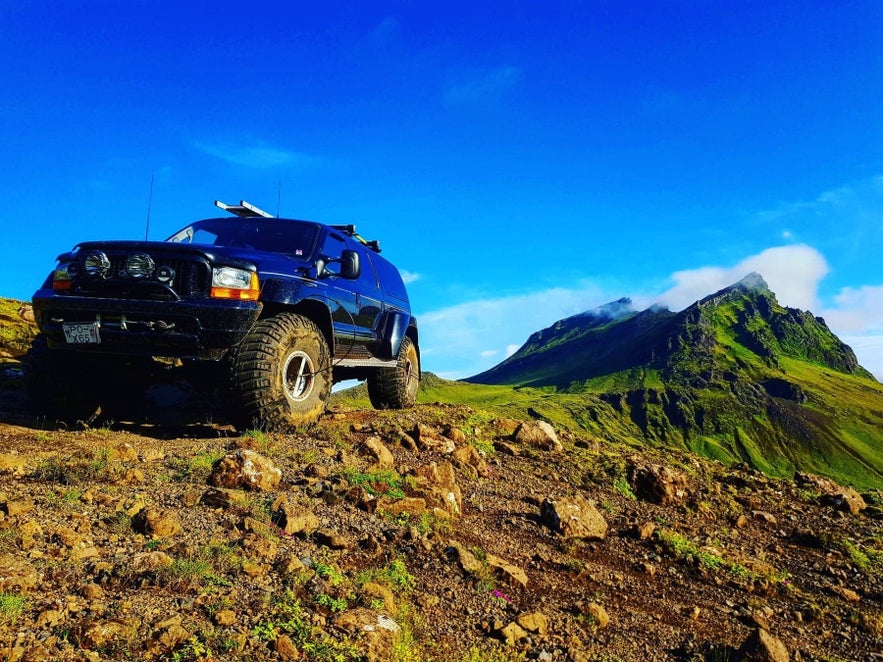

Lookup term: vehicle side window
[320,233,348,276]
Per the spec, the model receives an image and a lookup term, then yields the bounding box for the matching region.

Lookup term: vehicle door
[351,244,383,349]
[318,231,361,357]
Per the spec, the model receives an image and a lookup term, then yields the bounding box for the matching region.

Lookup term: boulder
[541,495,608,540]
[364,436,395,469]
[795,472,866,515]
[627,458,689,505]
[208,450,282,491]
[272,498,320,535]
[411,462,462,516]
[514,421,562,451]
[738,628,790,661]
[132,508,183,538]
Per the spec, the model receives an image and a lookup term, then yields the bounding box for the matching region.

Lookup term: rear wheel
[367,335,419,410]
[25,334,101,425]
[229,313,331,431]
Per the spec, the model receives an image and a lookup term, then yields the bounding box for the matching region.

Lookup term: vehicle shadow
[0,361,237,440]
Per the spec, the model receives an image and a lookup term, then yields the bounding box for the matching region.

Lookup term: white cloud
[654,244,829,312]
[400,270,420,285]
[505,344,521,358]
[480,350,498,358]
[195,141,318,169]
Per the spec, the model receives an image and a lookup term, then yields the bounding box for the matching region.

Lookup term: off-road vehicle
[28,200,420,430]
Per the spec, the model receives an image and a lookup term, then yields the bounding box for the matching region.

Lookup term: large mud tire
[229,313,331,431]
[367,335,419,410]
[25,334,101,425]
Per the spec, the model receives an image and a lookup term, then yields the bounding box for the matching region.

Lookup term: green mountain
[465,274,883,489]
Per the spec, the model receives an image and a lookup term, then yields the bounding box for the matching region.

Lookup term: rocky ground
[0,364,881,661]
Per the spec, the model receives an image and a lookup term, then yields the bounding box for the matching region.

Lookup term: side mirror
[340,250,360,279]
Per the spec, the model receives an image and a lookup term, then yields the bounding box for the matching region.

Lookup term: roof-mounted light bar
[215,199,274,218]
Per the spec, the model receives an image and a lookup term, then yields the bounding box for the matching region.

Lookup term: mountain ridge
[466,273,882,488]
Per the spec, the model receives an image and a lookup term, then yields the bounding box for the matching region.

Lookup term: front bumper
[32,289,262,360]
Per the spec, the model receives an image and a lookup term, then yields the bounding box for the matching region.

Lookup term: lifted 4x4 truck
[28,200,420,431]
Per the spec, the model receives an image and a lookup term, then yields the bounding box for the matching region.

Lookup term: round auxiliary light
[83,250,110,278]
[124,253,155,279]
[156,265,176,283]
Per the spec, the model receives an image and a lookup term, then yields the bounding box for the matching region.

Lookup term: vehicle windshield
[166,218,320,258]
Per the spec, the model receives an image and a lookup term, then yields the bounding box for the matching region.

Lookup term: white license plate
[63,322,101,344]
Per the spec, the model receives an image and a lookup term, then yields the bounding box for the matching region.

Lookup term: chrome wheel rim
[283,350,315,402]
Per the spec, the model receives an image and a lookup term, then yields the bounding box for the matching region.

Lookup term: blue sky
[3,1,883,379]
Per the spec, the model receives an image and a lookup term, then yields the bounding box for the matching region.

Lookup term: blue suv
[29,200,420,430]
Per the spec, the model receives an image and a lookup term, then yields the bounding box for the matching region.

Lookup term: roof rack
[215,199,274,218]
[330,224,381,253]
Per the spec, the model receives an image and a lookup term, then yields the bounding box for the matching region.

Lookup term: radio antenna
[145,174,154,240]
[276,180,281,218]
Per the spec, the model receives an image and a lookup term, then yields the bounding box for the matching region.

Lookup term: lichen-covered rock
[208,450,282,491]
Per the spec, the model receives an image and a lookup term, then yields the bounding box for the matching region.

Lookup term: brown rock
[314,528,352,550]
[830,585,860,602]
[334,608,401,661]
[2,498,34,517]
[627,458,689,505]
[517,611,549,636]
[364,436,395,469]
[541,495,608,540]
[635,521,656,540]
[72,619,137,650]
[514,421,562,451]
[214,609,237,626]
[200,487,249,509]
[443,425,467,443]
[80,583,104,600]
[795,472,866,515]
[585,602,610,628]
[208,450,282,491]
[275,634,300,660]
[411,462,462,516]
[738,628,790,661]
[132,508,183,538]
[0,553,40,591]
[499,621,528,645]
[362,581,397,614]
[452,444,490,477]
[272,498,320,535]
[377,496,428,517]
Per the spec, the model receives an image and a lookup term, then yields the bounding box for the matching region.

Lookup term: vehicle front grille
[72,253,210,301]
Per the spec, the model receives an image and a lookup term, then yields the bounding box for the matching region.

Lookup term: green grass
[0,593,28,625]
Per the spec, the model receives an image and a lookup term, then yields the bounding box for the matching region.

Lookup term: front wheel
[367,335,420,410]
[229,313,331,431]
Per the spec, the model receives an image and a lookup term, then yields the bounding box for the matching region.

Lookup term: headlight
[83,250,110,278]
[211,267,259,300]
[124,253,155,278]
